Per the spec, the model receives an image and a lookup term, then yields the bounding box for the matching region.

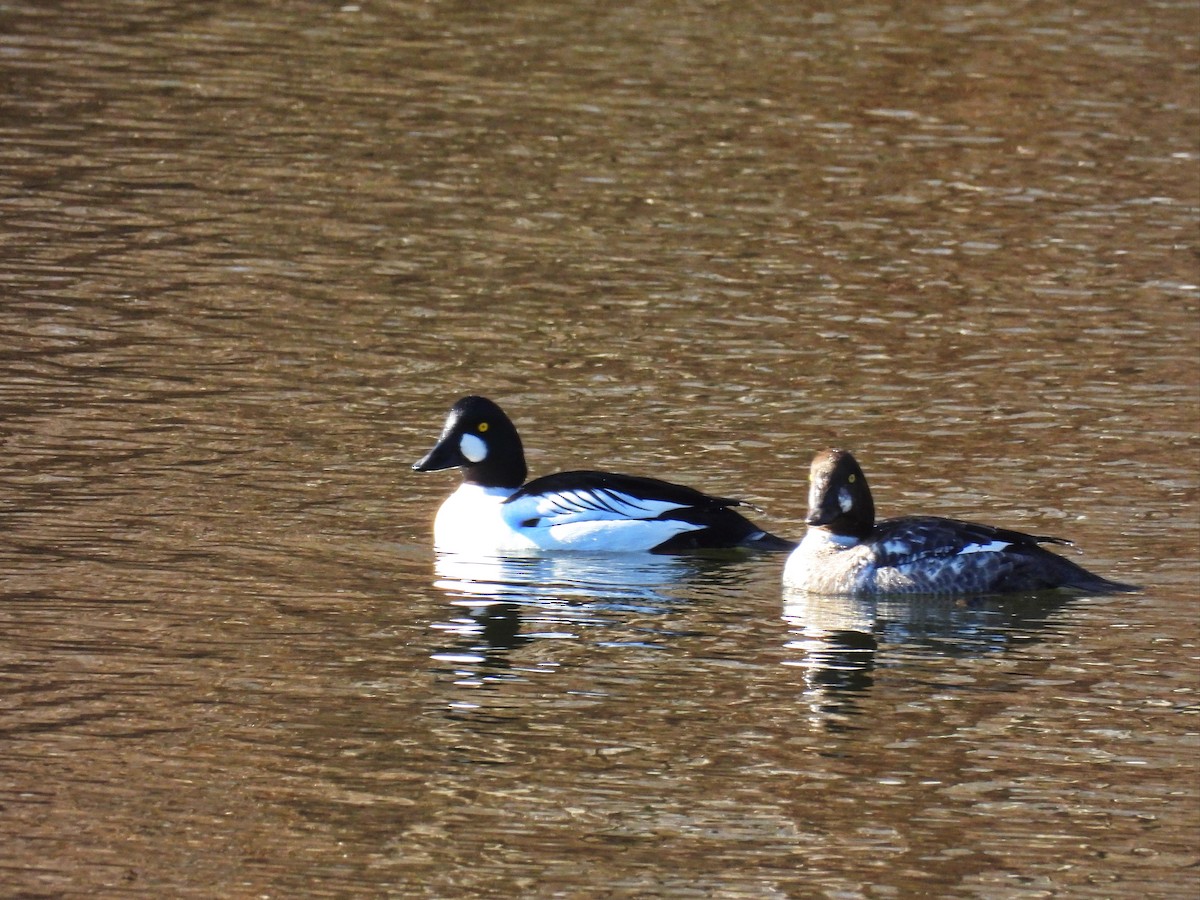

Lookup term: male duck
[413,395,794,555]
[782,448,1136,595]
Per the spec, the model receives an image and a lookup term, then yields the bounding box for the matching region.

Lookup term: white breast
[783,528,871,594]
[432,484,539,554]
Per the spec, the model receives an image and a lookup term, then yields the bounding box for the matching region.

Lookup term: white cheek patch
[838,487,854,513]
[959,540,1011,556]
[459,432,487,463]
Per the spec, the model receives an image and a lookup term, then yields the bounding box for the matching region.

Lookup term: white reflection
[782,588,880,730]
[782,587,1071,730]
[428,551,728,697]
[433,550,695,608]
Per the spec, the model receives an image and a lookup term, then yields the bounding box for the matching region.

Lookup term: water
[1,1,1197,896]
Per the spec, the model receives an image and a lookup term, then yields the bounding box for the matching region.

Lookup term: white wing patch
[957,539,1011,556]
[504,486,690,528]
[502,485,705,551]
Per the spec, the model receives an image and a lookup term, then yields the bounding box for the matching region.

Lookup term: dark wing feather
[861,516,1133,594]
[870,515,1070,568]
[507,470,742,514]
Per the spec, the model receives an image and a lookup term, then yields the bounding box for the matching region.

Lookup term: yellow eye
[848,474,856,483]
[478,422,489,433]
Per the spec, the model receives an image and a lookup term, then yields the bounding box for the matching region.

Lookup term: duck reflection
[782,587,1071,728]
[429,551,745,694]
[433,551,699,608]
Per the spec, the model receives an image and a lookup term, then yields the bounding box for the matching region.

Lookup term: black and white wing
[870,515,1069,569]
[501,470,788,553]
[503,471,737,527]
[867,515,1126,594]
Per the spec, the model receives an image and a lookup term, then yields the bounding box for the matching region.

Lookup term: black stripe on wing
[507,470,743,514]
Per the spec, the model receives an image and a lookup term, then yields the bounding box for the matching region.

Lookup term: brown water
[1,1,1197,897]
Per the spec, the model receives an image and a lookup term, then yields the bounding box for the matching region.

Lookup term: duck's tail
[740,529,798,553]
[1064,571,1140,594]
[1046,549,1139,593]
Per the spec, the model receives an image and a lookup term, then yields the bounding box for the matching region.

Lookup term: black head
[412,395,528,489]
[805,448,875,538]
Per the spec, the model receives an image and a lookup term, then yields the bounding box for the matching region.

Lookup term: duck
[413,395,795,555]
[782,448,1137,595]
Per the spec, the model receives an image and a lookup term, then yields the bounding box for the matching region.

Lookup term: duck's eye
[848,474,856,483]
[478,422,489,433]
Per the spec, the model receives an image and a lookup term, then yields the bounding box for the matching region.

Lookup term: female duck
[413,395,794,555]
[783,448,1135,595]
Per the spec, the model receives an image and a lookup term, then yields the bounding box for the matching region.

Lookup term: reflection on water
[782,588,1071,728]
[429,552,746,704]
[432,550,701,608]
[782,591,880,727]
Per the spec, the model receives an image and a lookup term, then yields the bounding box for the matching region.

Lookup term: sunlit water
[1,1,1197,897]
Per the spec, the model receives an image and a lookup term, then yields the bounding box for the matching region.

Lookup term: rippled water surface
[1,1,1197,896]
